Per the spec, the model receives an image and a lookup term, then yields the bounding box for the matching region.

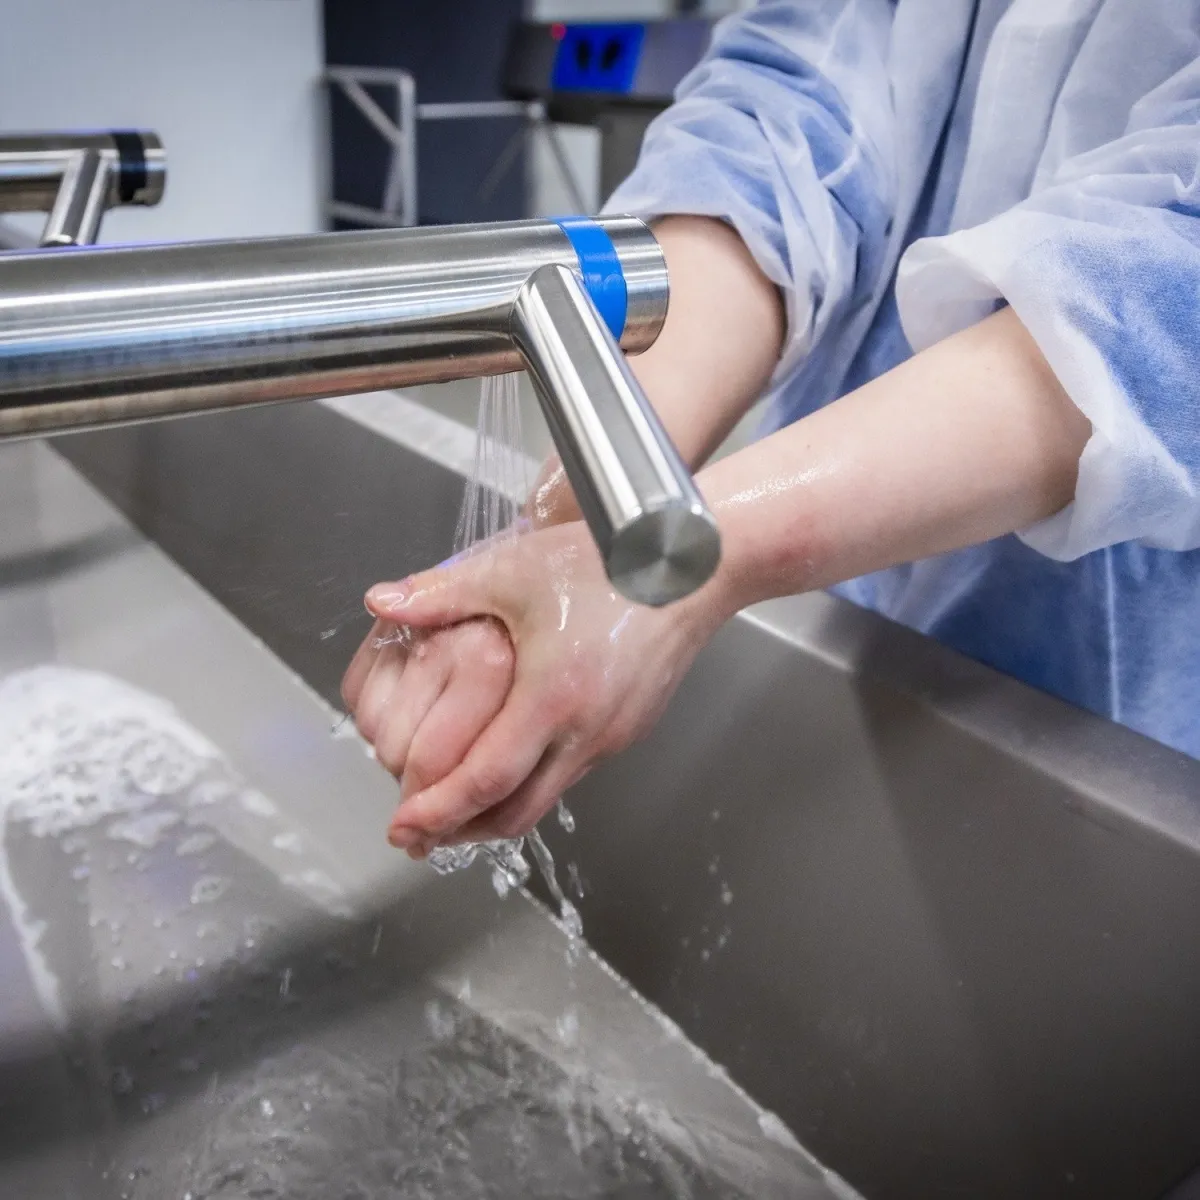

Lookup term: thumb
[365,557,497,629]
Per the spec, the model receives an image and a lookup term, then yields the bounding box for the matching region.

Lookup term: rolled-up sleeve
[604,0,897,382]
[898,57,1200,560]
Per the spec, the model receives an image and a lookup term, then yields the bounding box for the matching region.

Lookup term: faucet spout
[0,131,166,247]
[0,216,718,604]
[512,263,719,606]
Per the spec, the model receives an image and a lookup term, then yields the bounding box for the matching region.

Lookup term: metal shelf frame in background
[324,65,589,229]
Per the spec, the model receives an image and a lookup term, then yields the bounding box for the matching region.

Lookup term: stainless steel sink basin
[0,436,851,1199]
[8,387,1200,1199]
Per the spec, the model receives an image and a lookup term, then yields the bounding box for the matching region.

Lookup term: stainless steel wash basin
[25,392,1200,1200]
[0,437,849,1199]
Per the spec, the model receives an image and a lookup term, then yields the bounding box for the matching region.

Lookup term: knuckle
[594,715,634,757]
[376,731,407,779]
[354,699,380,744]
[406,738,444,794]
[355,682,392,746]
[535,672,584,728]
[463,762,517,813]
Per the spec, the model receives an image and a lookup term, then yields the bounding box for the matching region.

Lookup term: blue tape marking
[552,216,628,341]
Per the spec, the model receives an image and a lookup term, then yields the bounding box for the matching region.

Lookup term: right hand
[341,615,516,855]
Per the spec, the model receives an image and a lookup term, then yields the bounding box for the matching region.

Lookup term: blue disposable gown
[606,0,1200,759]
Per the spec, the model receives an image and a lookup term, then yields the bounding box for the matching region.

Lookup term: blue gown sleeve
[898,55,1200,559]
[604,0,897,385]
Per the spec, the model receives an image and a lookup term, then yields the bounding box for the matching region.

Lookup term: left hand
[357,521,721,852]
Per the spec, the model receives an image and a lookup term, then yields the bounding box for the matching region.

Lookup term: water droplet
[757,1110,798,1148]
[108,809,180,849]
[556,801,575,833]
[239,791,276,818]
[555,1006,580,1046]
[175,831,217,857]
[567,862,585,899]
[721,884,733,906]
[425,999,455,1042]
[190,875,230,905]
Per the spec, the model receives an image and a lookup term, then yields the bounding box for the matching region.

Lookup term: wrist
[690,447,829,620]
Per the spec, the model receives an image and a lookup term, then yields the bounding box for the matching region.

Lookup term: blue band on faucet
[551,217,628,341]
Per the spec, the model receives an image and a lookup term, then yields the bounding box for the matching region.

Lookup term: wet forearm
[692,306,1092,623]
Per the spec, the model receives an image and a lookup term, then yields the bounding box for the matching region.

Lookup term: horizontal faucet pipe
[0,216,720,604]
[0,131,166,246]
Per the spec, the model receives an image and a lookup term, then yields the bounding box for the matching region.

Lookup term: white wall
[0,0,324,244]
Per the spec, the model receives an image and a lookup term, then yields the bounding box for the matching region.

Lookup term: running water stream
[412,374,583,948]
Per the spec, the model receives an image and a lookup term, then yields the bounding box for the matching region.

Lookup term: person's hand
[341,616,516,856]
[525,455,582,529]
[357,522,723,854]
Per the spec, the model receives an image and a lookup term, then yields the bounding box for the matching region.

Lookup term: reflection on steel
[0,216,719,604]
[0,131,166,247]
[514,264,719,606]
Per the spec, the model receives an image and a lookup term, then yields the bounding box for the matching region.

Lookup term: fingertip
[387,823,419,850]
[366,581,411,618]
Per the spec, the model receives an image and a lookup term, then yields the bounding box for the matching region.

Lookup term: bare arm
[353,230,1093,851]
[689,304,1092,623]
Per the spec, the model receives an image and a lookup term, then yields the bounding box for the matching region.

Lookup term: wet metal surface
[47,397,1200,1200]
[0,438,848,1199]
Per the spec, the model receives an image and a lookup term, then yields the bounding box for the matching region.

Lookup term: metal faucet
[0,217,720,605]
[0,131,166,247]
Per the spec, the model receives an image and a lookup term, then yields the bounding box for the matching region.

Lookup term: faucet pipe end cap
[605,503,721,608]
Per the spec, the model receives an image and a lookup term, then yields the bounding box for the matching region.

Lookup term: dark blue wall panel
[324,0,525,226]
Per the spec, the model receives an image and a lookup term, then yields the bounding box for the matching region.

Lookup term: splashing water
[0,666,357,1027]
[452,371,530,554]
[158,1008,783,1200]
[421,374,579,940]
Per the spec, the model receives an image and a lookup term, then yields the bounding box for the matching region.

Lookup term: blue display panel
[551,23,645,95]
